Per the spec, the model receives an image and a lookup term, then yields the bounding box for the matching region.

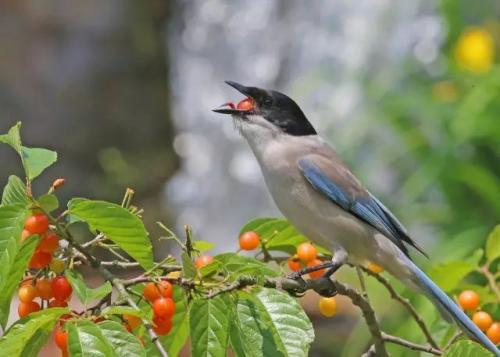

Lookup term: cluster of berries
[143,281,176,335]
[458,290,500,344]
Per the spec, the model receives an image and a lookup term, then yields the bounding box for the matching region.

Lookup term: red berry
[54,328,68,350]
[152,297,175,318]
[237,97,255,111]
[24,214,49,235]
[123,314,141,330]
[38,233,59,253]
[307,258,326,279]
[487,322,500,344]
[21,229,31,242]
[152,316,173,335]
[18,301,40,317]
[36,278,54,300]
[158,281,174,298]
[52,276,72,301]
[28,250,52,269]
[297,243,317,263]
[194,255,213,269]
[239,231,260,250]
[48,299,68,308]
[287,256,302,272]
[143,282,161,302]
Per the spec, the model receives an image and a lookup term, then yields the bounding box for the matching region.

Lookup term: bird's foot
[311,277,337,297]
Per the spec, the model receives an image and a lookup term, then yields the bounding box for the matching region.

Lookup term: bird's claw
[312,277,337,297]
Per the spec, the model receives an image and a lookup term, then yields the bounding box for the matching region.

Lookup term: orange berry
[143,282,161,302]
[194,255,214,269]
[307,258,326,279]
[18,301,40,317]
[158,281,174,298]
[236,97,255,111]
[472,311,493,332]
[239,231,260,250]
[38,233,59,253]
[24,214,49,235]
[123,314,141,330]
[458,290,480,311]
[152,297,175,318]
[152,316,173,335]
[287,256,302,272]
[18,285,37,303]
[297,242,317,263]
[319,297,337,317]
[28,250,52,269]
[486,322,500,344]
[54,327,68,350]
[367,262,384,274]
[21,229,31,242]
[36,278,54,300]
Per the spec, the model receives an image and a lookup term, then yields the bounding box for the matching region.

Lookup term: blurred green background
[0,0,499,356]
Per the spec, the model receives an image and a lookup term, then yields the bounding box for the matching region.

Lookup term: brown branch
[360,266,439,349]
[382,332,442,355]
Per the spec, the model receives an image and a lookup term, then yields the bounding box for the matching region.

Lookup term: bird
[213,81,500,356]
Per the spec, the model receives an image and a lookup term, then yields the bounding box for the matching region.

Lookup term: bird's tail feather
[408,262,500,356]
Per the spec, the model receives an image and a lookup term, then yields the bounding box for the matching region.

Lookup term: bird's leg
[322,248,348,278]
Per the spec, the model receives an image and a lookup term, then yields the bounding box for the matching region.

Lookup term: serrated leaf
[239,218,330,256]
[98,320,146,357]
[160,285,190,356]
[428,261,476,292]
[68,199,153,270]
[100,306,145,319]
[0,307,68,357]
[251,288,314,357]
[230,292,285,357]
[215,253,278,279]
[0,204,27,253]
[68,320,116,357]
[190,295,231,357]
[182,252,197,279]
[66,269,112,306]
[36,193,59,213]
[1,176,30,206]
[485,225,500,263]
[193,240,215,252]
[442,340,492,357]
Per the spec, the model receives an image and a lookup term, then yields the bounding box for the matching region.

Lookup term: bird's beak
[212,81,255,115]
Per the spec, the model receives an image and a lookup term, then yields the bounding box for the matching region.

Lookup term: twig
[356,266,370,302]
[382,332,442,355]
[361,344,376,357]
[81,233,106,248]
[157,222,185,250]
[443,331,463,350]
[479,265,500,301]
[184,225,194,258]
[360,266,439,349]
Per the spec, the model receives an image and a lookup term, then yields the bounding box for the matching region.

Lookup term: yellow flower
[454,27,495,73]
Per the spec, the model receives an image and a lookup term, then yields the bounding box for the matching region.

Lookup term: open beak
[213,81,255,115]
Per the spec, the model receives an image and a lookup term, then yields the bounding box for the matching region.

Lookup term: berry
[18,285,37,303]
[143,282,161,302]
[18,301,40,317]
[237,97,255,111]
[21,229,31,242]
[24,214,49,235]
[152,316,173,336]
[158,281,174,298]
[36,279,54,300]
[50,258,66,274]
[319,297,337,317]
[52,276,72,301]
[51,178,66,190]
[49,299,68,308]
[287,256,302,272]
[38,233,59,253]
[307,258,326,279]
[28,250,52,269]
[195,255,214,269]
[458,290,480,311]
[486,322,500,344]
[123,314,141,330]
[239,231,260,250]
[54,328,68,350]
[297,242,317,263]
[152,297,175,318]
[367,262,384,274]
[472,311,493,332]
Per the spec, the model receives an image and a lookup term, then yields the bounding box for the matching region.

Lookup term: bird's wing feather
[297,154,427,258]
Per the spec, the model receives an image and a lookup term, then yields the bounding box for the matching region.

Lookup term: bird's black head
[213,81,317,136]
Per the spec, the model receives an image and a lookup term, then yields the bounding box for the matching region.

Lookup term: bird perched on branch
[214,81,499,356]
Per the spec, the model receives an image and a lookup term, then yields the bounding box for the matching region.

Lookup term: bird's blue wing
[297,155,427,257]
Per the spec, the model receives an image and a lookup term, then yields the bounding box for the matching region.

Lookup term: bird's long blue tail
[408,262,500,356]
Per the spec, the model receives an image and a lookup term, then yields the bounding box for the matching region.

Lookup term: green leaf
[1,176,30,206]
[66,269,112,306]
[68,199,154,270]
[442,340,492,357]
[0,122,22,152]
[251,288,314,357]
[193,240,215,252]
[160,285,190,356]
[190,295,231,357]
[485,225,500,263]
[215,253,278,279]
[230,292,285,357]
[36,194,59,213]
[68,320,116,357]
[100,306,145,319]
[0,204,27,253]
[182,252,197,279]
[0,307,68,357]
[240,218,330,256]
[428,261,476,292]
[98,320,146,357]
[20,328,53,357]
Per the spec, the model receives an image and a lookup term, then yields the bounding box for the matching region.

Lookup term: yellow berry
[49,258,65,274]
[319,297,337,317]
[367,262,384,274]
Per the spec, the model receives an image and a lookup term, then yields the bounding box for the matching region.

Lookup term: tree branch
[382,332,442,355]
